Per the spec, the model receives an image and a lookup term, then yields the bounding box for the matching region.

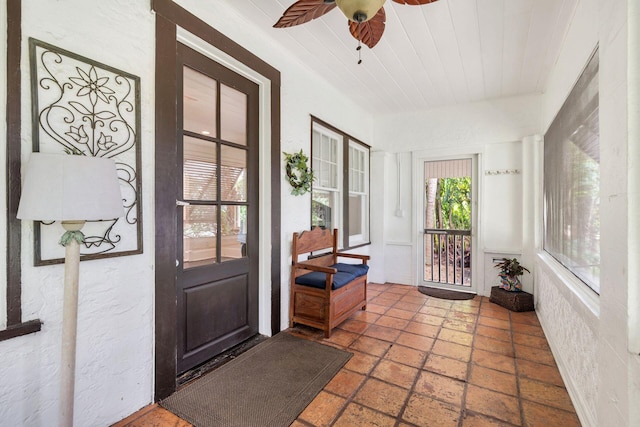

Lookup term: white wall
[372,95,541,293]
[374,94,542,153]
[383,151,414,284]
[482,141,523,253]
[535,0,640,426]
[0,1,376,425]
[0,1,156,426]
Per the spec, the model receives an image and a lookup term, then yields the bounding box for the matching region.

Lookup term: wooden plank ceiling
[221,0,579,115]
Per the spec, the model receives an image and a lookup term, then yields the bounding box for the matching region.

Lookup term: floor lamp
[17,153,124,427]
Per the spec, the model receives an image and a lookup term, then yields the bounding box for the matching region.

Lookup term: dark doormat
[161,332,351,427]
[178,334,268,387]
[418,286,476,300]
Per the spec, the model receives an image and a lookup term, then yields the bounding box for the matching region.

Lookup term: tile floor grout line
[394,293,442,426]
[456,294,481,427]
[510,306,527,427]
[324,285,408,426]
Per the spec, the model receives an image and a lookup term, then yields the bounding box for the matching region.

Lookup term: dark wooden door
[176,44,259,374]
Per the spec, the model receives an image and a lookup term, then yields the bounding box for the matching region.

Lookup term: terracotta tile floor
[114,283,581,427]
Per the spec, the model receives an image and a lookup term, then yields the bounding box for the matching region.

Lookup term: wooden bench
[289,227,370,338]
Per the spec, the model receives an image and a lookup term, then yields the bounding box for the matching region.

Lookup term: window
[311,118,370,249]
[543,48,600,293]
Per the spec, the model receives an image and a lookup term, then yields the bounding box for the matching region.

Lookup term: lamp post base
[59,220,85,427]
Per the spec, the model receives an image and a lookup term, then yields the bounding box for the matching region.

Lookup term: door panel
[184,274,249,352]
[177,44,259,374]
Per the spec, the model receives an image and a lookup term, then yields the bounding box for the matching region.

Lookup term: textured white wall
[1,1,376,425]
[536,0,639,426]
[0,1,156,426]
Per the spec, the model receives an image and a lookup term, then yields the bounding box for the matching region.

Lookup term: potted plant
[494,257,530,292]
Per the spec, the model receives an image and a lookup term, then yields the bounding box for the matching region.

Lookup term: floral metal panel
[29,38,142,264]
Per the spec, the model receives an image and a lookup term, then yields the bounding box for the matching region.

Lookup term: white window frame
[311,119,370,250]
[348,140,369,246]
[312,123,343,234]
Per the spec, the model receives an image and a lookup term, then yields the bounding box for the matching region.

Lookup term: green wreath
[283,150,315,196]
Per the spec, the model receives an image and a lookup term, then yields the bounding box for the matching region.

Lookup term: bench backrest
[291,227,338,272]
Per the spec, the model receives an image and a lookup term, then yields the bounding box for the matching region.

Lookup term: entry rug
[418,286,476,300]
[161,332,351,427]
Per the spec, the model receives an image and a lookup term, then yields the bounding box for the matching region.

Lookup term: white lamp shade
[336,0,386,22]
[17,153,124,222]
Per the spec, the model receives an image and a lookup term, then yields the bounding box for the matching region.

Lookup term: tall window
[348,141,369,246]
[311,119,370,249]
[544,48,600,293]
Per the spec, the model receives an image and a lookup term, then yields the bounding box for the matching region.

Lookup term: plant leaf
[349,7,385,48]
[274,0,337,28]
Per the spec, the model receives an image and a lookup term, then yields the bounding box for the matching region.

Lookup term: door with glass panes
[177,44,258,373]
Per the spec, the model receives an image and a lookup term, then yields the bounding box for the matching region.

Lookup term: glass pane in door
[221,205,246,260]
[220,84,247,145]
[183,136,217,201]
[221,145,247,202]
[183,67,217,137]
[183,204,218,268]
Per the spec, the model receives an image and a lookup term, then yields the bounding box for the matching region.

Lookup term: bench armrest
[294,262,338,274]
[336,252,370,262]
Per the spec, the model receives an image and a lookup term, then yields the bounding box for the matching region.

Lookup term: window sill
[346,241,371,251]
[0,319,42,342]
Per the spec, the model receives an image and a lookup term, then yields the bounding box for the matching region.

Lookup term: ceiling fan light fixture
[335,0,386,23]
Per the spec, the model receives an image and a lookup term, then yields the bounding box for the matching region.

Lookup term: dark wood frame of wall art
[152,0,282,400]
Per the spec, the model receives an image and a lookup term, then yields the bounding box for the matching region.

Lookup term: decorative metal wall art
[29,38,142,265]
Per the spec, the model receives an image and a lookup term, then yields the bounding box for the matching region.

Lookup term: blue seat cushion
[295,271,357,290]
[332,263,369,278]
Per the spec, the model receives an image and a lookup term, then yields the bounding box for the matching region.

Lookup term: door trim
[153,0,281,401]
[412,151,480,294]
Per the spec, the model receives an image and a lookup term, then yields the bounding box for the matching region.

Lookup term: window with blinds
[543,48,600,293]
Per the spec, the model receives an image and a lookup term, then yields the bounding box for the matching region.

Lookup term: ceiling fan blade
[348,7,385,48]
[391,0,439,5]
[273,0,337,28]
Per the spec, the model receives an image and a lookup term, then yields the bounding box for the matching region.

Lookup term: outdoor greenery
[427,177,471,230]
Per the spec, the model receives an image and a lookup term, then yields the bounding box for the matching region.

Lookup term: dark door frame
[152,0,281,400]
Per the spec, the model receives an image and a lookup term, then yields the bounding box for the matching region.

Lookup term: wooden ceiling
[221,0,579,115]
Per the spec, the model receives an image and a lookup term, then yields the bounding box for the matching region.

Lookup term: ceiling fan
[274,0,439,55]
